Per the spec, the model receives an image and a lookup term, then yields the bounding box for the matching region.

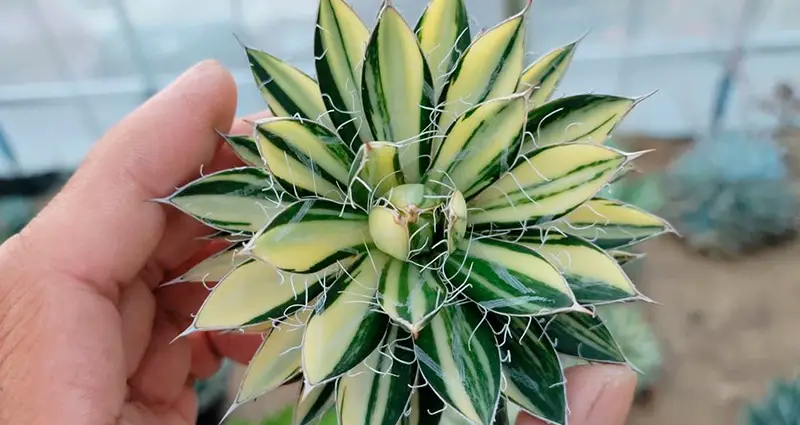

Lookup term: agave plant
[162,1,673,424]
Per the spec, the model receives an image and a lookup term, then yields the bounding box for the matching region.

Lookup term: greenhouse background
[1,0,800,175]
[2,1,800,425]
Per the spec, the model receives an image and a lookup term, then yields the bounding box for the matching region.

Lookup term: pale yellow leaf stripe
[522,95,636,153]
[469,144,630,227]
[315,0,372,145]
[234,309,312,404]
[427,93,526,198]
[302,254,389,384]
[351,142,404,198]
[437,5,528,133]
[517,40,579,108]
[416,0,471,99]
[245,46,331,126]
[164,243,246,285]
[192,259,343,331]
[362,5,434,183]
[255,117,353,202]
[246,200,372,274]
[378,258,446,334]
[551,197,671,248]
[336,325,413,425]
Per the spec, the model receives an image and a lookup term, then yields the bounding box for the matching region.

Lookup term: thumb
[516,364,637,425]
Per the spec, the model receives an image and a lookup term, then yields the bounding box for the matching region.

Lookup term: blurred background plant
[741,376,800,425]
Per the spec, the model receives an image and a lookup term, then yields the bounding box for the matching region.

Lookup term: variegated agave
[163,0,673,424]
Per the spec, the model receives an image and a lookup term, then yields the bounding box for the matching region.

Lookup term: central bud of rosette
[368,184,467,262]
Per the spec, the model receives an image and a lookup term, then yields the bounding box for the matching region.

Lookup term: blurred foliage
[743,376,800,425]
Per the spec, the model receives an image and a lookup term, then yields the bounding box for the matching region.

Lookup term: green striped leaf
[414,304,501,425]
[362,5,436,183]
[415,0,471,99]
[255,117,354,202]
[164,167,288,233]
[518,234,642,305]
[501,317,566,425]
[609,250,645,266]
[315,0,372,149]
[468,144,631,230]
[426,93,526,198]
[191,258,345,331]
[543,311,627,364]
[549,197,672,249]
[402,383,445,425]
[162,242,246,286]
[517,40,579,108]
[348,141,405,206]
[245,46,331,126]
[302,254,390,384]
[295,381,336,425]
[378,258,447,335]
[231,309,311,408]
[220,133,263,167]
[522,94,637,153]
[245,199,371,274]
[436,4,528,134]
[443,238,578,316]
[336,325,416,425]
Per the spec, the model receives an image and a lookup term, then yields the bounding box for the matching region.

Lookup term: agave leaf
[164,167,289,233]
[426,93,526,198]
[608,250,645,266]
[163,242,246,286]
[443,238,578,316]
[436,4,528,133]
[501,317,566,425]
[518,233,643,305]
[468,144,631,230]
[191,258,345,331]
[517,40,579,108]
[543,311,627,364]
[231,309,311,407]
[336,325,416,425]
[199,229,253,243]
[245,46,332,126]
[414,303,501,425]
[348,141,405,206]
[522,95,636,153]
[378,258,447,335]
[415,0,471,99]
[302,254,390,385]
[246,199,371,274]
[362,4,436,183]
[255,117,354,202]
[294,381,336,425]
[548,197,672,249]
[402,383,445,425]
[315,0,372,149]
[220,133,264,167]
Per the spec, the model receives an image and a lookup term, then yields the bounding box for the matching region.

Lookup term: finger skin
[516,364,637,425]
[0,61,238,425]
[15,59,238,302]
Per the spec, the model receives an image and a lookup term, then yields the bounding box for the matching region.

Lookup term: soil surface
[627,234,800,425]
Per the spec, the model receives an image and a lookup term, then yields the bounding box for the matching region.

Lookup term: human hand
[0,61,637,425]
[0,60,263,425]
[516,364,637,425]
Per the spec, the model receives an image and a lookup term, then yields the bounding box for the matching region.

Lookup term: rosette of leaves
[160,1,672,424]
[743,377,800,425]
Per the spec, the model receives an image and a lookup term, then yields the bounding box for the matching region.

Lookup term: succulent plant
[160,1,672,424]
[660,131,798,257]
[743,377,800,425]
